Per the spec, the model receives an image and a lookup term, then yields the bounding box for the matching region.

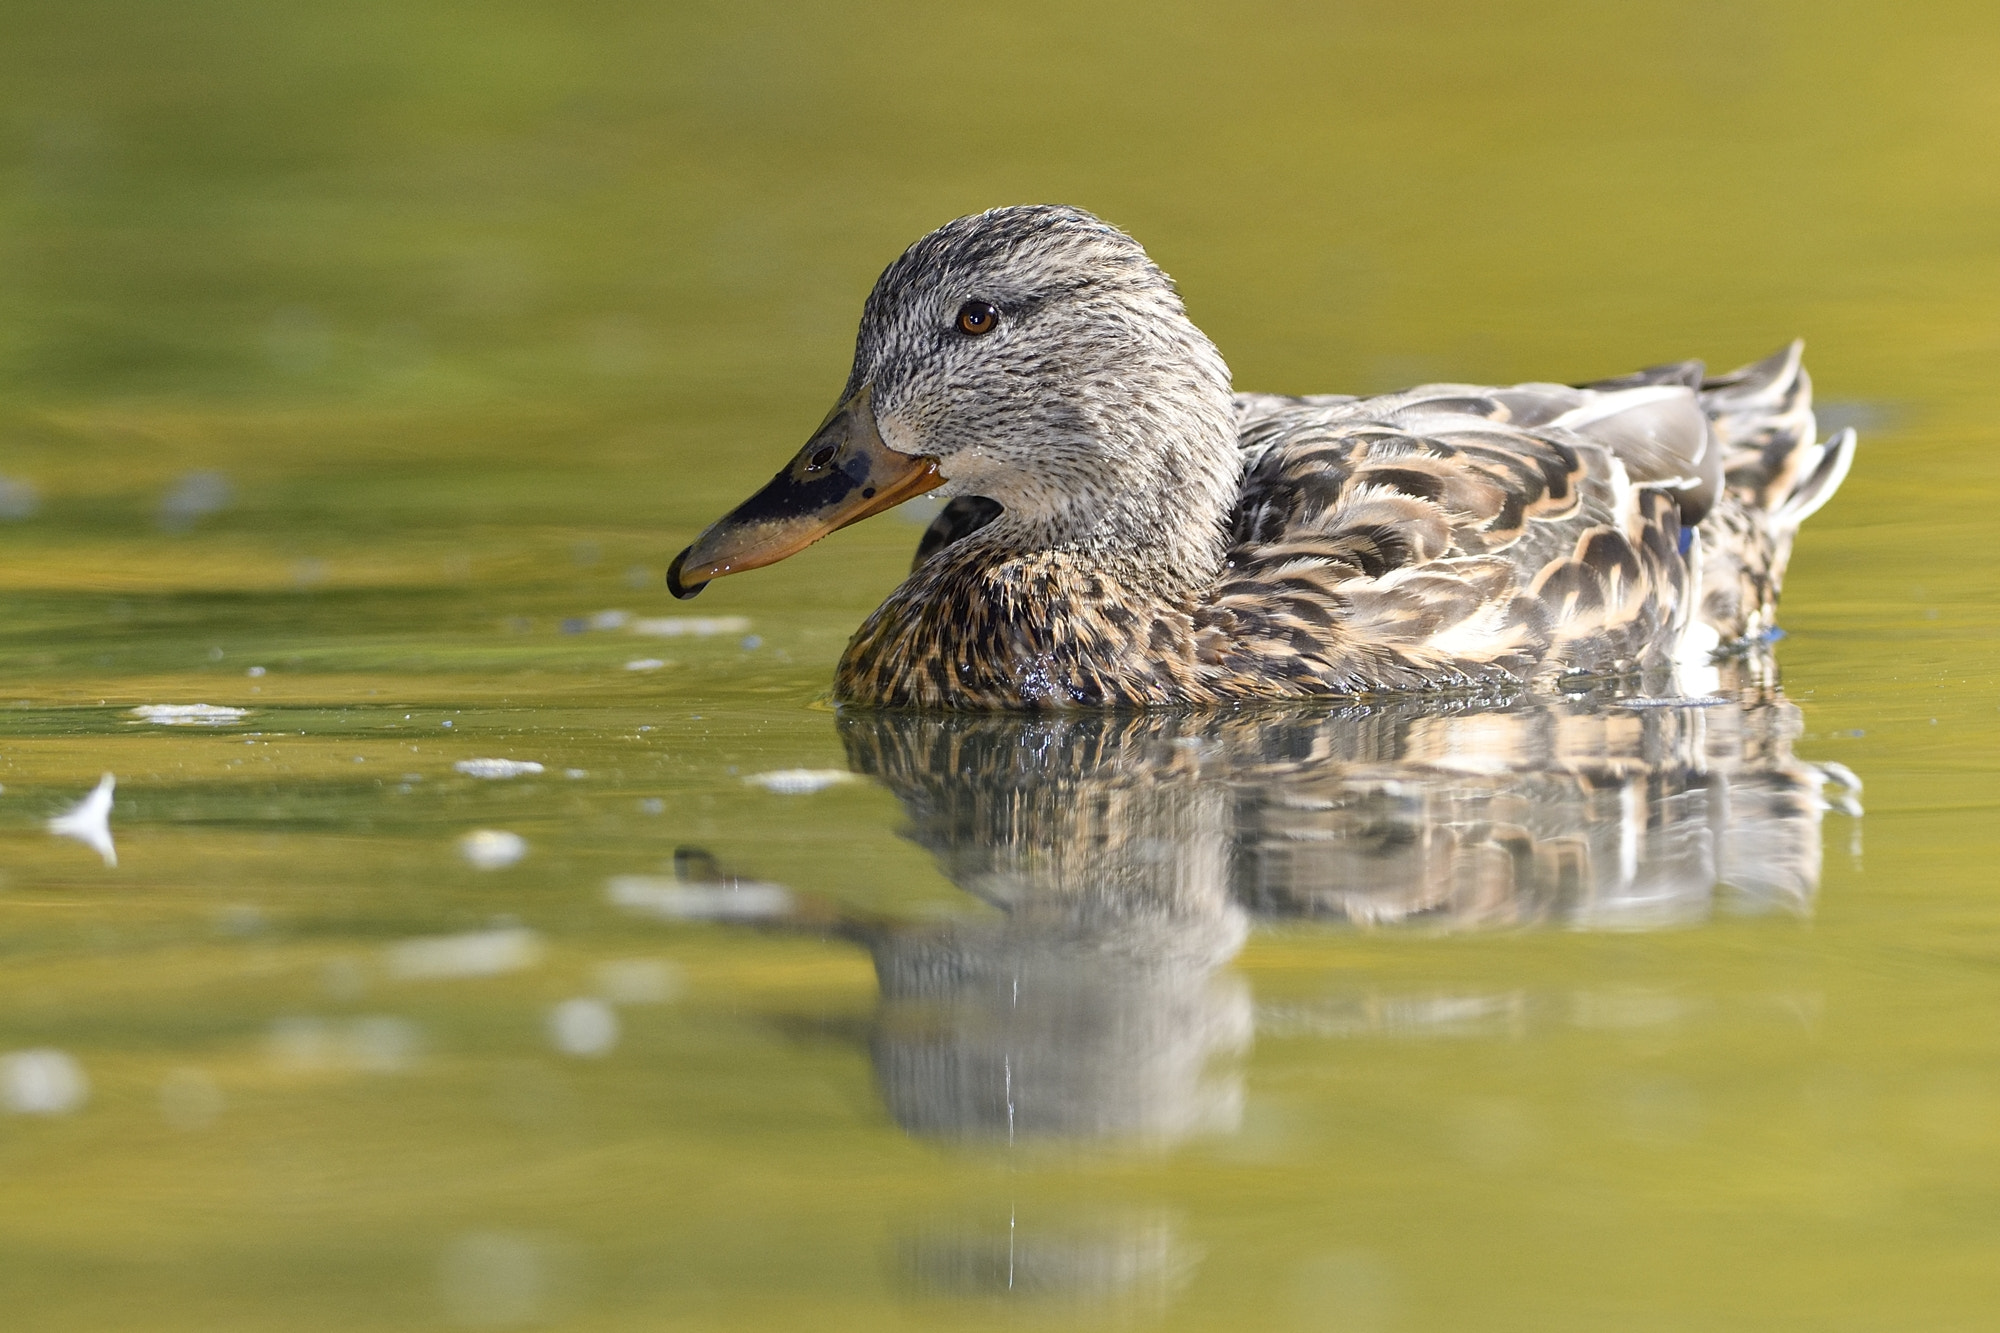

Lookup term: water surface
[2,2,1998,1329]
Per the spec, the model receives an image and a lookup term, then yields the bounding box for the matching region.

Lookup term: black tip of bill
[665,549,704,600]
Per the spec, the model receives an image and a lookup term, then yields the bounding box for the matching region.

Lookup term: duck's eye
[955,300,998,337]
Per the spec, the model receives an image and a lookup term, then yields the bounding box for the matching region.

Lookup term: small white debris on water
[630,615,750,637]
[453,758,544,779]
[459,829,527,870]
[624,658,666,671]
[548,998,619,1057]
[0,475,41,521]
[131,703,249,725]
[607,875,792,921]
[156,469,232,533]
[1,1049,88,1115]
[48,773,117,867]
[593,958,682,1005]
[563,768,588,779]
[744,768,853,795]
[266,1015,422,1073]
[386,926,544,980]
[246,666,266,677]
[588,609,631,630]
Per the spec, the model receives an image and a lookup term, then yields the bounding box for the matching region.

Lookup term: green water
[3,1,1998,1328]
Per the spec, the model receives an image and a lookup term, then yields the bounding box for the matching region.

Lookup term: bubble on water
[2,1049,88,1115]
[267,1015,423,1073]
[744,768,852,795]
[459,830,528,870]
[606,875,791,922]
[547,998,619,1057]
[132,703,248,726]
[159,1067,225,1129]
[387,927,543,980]
[0,476,40,520]
[246,665,266,677]
[454,759,542,779]
[593,959,682,1005]
[157,470,233,533]
[629,615,749,638]
[587,609,629,630]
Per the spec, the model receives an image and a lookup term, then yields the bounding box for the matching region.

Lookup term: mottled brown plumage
[844,346,1851,707]
[672,206,1854,709]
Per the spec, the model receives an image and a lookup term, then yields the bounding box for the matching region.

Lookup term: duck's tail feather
[1689,341,1856,649]
[1777,427,1857,526]
[1582,357,1707,393]
[1699,340,1826,516]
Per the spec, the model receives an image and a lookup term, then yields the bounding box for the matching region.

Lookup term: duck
[666,205,1855,710]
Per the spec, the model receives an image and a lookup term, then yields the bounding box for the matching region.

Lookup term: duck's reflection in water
[894,1210,1198,1309]
[645,681,1853,1307]
[829,677,1844,1149]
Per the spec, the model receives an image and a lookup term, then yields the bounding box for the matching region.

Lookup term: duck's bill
[667,386,943,599]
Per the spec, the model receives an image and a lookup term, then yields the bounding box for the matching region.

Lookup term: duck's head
[668,205,1237,599]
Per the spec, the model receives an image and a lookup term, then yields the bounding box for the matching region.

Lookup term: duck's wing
[1198,383,1712,692]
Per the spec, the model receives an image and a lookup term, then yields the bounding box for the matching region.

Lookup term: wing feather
[1202,388,1691,693]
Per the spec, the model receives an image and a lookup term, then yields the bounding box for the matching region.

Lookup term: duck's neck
[836,390,1244,709]
[965,369,1243,603]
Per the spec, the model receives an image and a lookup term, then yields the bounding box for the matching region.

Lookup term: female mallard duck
[667,205,1855,709]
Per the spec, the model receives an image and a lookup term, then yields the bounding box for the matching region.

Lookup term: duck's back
[894,344,1853,705]
[1202,343,1853,696]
